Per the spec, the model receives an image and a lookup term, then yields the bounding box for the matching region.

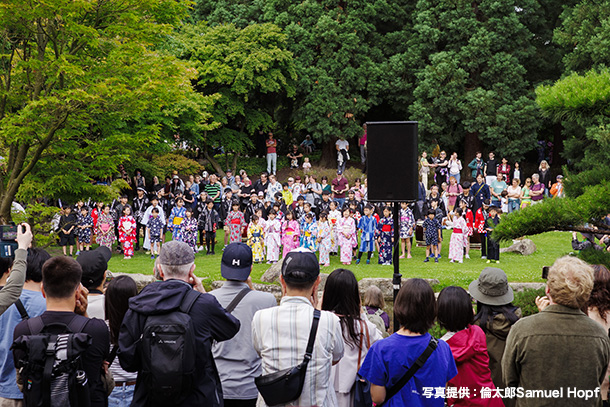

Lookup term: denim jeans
[334,197,346,210]
[266,153,277,175]
[508,199,519,213]
[108,384,135,407]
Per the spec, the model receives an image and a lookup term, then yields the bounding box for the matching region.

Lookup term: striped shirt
[252,296,344,407]
[205,182,222,203]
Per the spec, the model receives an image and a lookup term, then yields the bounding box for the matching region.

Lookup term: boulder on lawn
[107,272,156,292]
[261,258,284,283]
[500,239,536,256]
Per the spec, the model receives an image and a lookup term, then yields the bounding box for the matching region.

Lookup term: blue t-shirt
[359,332,457,407]
[0,289,46,399]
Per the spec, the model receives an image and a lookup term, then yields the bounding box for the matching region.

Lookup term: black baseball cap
[281,248,319,283]
[77,246,112,289]
[221,243,253,281]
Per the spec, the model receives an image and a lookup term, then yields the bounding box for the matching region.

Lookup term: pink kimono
[264,219,282,262]
[449,216,467,263]
[281,220,301,258]
[337,216,356,263]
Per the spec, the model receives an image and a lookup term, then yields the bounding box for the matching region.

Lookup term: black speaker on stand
[366,121,418,332]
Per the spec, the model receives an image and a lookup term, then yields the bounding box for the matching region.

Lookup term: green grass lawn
[78,230,572,290]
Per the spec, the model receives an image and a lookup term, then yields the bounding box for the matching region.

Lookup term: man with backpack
[12,256,110,407]
[209,243,277,407]
[118,241,240,407]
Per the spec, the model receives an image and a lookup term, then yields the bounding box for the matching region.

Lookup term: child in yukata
[181,208,199,254]
[300,213,318,251]
[328,201,341,255]
[77,207,94,253]
[460,199,474,259]
[281,210,300,258]
[198,199,220,255]
[423,209,442,263]
[357,204,377,264]
[225,200,246,244]
[147,208,164,259]
[485,206,501,263]
[317,211,332,267]
[337,207,357,265]
[264,209,282,264]
[376,206,394,265]
[118,206,136,259]
[448,208,466,263]
[399,202,415,259]
[247,214,265,263]
[168,198,186,241]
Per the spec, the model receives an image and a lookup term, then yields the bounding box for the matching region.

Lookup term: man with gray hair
[502,256,610,406]
[119,241,240,407]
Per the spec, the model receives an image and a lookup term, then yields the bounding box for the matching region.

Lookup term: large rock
[261,259,284,282]
[107,272,156,292]
[500,239,536,256]
[509,282,545,292]
[359,278,440,301]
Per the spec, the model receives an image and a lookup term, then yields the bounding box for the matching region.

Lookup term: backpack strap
[225,287,251,313]
[26,316,45,335]
[302,309,321,366]
[67,316,89,334]
[373,308,383,317]
[15,299,29,320]
[43,336,57,407]
[180,289,201,314]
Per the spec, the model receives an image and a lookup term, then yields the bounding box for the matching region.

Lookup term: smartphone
[542,266,550,279]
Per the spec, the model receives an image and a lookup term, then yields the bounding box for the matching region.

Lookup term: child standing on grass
[399,202,415,259]
[448,208,466,263]
[225,200,245,244]
[300,213,318,251]
[376,206,394,265]
[485,206,501,263]
[182,208,199,254]
[264,209,281,264]
[247,214,265,263]
[96,204,116,250]
[357,204,377,265]
[118,206,136,259]
[423,209,442,263]
[317,212,331,267]
[460,198,474,259]
[198,199,220,255]
[58,205,77,256]
[328,201,341,255]
[168,197,186,241]
[77,207,93,253]
[281,210,300,258]
[337,207,356,265]
[147,208,163,259]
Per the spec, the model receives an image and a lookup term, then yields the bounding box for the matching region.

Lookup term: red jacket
[445,325,504,406]
[474,208,488,233]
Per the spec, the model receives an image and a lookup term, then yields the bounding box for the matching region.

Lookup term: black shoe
[210,251,215,255]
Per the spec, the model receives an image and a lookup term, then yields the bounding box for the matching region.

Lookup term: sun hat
[468,267,514,306]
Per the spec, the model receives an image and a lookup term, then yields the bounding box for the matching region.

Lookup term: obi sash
[172,217,183,225]
[453,228,463,233]
[252,232,261,238]
[285,228,295,236]
[381,225,392,232]
[305,231,311,237]
[230,218,242,225]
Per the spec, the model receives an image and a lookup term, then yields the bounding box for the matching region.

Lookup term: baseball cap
[77,246,112,289]
[158,241,195,265]
[221,243,253,281]
[281,248,319,283]
[337,170,343,175]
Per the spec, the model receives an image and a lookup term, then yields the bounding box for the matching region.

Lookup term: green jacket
[0,248,26,316]
[502,304,610,406]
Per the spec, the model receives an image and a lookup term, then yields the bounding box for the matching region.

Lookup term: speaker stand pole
[392,202,401,333]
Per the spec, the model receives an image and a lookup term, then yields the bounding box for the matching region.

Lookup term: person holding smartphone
[0,223,33,316]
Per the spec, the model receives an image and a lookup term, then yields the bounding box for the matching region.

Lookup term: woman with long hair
[587,265,610,407]
[322,269,382,407]
[359,279,457,406]
[105,275,139,407]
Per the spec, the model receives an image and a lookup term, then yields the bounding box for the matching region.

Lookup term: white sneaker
[481,256,487,259]
[465,254,470,259]
[197,246,204,252]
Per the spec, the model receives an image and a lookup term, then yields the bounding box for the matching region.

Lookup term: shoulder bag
[353,319,373,407]
[255,309,321,406]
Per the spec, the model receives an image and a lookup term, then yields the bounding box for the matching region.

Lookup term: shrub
[152,154,203,178]
[513,287,546,317]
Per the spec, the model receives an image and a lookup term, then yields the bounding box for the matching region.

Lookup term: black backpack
[141,289,200,406]
[12,316,92,407]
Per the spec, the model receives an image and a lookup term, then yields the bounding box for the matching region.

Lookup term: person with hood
[438,286,503,407]
[118,241,240,407]
[470,267,520,407]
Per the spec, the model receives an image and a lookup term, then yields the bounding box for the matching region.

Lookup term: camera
[0,225,18,259]
[541,266,550,279]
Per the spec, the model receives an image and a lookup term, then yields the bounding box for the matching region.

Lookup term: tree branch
[550,226,610,236]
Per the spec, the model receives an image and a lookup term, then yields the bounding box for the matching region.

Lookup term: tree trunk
[231,152,239,173]
[463,131,482,181]
[202,148,225,177]
[319,137,338,168]
[552,122,564,168]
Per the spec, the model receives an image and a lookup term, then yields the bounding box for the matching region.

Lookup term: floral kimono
[300,220,318,251]
[337,216,356,263]
[78,214,94,244]
[96,212,116,249]
[226,210,246,243]
[317,220,332,266]
[181,217,199,253]
[281,220,301,258]
[399,207,415,239]
[328,209,341,253]
[247,222,265,262]
[264,218,282,263]
[376,216,394,265]
[168,206,187,241]
[449,216,467,263]
[119,215,136,257]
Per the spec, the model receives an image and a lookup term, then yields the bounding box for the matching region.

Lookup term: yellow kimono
[247,222,265,262]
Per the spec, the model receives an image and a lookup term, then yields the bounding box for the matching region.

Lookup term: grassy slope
[94,230,572,290]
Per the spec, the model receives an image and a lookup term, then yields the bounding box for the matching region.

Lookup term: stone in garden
[107,271,156,292]
[261,258,284,282]
[358,278,440,300]
[500,238,536,256]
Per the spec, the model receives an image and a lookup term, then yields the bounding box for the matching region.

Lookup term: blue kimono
[358,215,377,252]
[300,221,318,251]
[168,206,187,241]
[376,216,393,265]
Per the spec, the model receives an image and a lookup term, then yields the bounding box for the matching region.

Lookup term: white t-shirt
[336,139,349,151]
[87,294,105,320]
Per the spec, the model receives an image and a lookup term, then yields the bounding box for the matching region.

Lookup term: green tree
[168,22,296,175]
[0,0,214,221]
[407,0,541,161]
